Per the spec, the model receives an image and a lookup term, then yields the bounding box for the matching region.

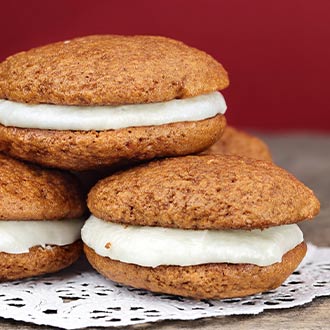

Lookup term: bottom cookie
[0,241,82,281]
[0,115,226,171]
[84,242,306,299]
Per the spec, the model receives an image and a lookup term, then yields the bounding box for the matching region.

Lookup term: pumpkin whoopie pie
[0,35,228,171]
[0,154,86,281]
[82,155,320,299]
[203,125,272,161]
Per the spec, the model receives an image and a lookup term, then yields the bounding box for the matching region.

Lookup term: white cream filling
[0,92,226,131]
[81,216,304,268]
[0,219,83,254]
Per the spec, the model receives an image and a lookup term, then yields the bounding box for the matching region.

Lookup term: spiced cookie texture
[0,154,85,281]
[0,153,85,220]
[82,154,319,299]
[84,242,306,299]
[203,125,272,161]
[88,155,320,230]
[0,241,82,281]
[0,35,229,170]
[0,114,226,171]
[0,35,229,105]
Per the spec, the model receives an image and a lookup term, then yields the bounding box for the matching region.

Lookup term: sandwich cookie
[203,126,272,161]
[0,154,86,281]
[82,155,320,299]
[0,35,229,170]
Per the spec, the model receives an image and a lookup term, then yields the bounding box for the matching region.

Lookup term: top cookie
[0,154,86,220]
[0,35,229,105]
[88,155,320,230]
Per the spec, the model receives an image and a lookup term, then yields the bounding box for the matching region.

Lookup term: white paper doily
[0,243,330,329]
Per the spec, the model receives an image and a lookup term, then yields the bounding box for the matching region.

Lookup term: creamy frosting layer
[0,219,83,254]
[81,216,304,267]
[0,92,226,131]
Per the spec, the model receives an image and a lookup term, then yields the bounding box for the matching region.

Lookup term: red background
[1,0,329,131]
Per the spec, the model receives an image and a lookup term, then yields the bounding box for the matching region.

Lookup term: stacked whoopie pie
[0,154,85,281]
[0,34,320,300]
[0,35,228,170]
[82,155,320,299]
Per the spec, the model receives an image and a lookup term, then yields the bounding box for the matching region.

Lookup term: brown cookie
[0,35,229,105]
[0,241,82,281]
[88,155,320,230]
[84,242,306,299]
[0,115,226,171]
[202,126,272,161]
[0,153,86,220]
[0,35,228,170]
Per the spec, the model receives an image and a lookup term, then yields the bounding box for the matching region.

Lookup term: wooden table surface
[1,133,329,330]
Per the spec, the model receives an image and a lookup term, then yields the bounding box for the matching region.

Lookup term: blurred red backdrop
[0,0,329,131]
